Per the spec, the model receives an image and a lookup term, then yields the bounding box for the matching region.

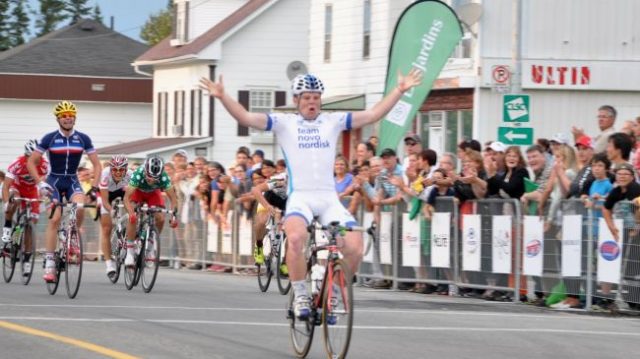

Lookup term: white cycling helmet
[24,139,38,156]
[291,74,325,96]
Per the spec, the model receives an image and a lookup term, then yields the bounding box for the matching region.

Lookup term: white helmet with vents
[291,74,325,96]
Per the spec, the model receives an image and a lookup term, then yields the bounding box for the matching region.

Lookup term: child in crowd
[423,169,454,220]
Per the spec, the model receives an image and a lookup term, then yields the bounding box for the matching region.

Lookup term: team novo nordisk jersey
[265,112,352,193]
[128,167,172,193]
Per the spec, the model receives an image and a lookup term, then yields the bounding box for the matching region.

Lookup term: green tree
[35,0,68,36]
[66,0,90,24]
[92,4,103,24]
[140,9,172,46]
[8,0,30,47]
[0,1,10,51]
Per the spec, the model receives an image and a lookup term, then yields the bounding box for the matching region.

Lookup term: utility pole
[511,0,522,94]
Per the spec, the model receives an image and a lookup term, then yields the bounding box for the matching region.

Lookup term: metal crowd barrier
[6,194,640,311]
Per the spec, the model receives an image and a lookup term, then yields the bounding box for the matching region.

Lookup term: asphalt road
[0,262,639,359]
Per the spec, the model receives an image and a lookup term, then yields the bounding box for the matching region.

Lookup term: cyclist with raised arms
[28,100,102,283]
[123,156,178,267]
[98,154,133,278]
[2,139,50,276]
[200,69,422,318]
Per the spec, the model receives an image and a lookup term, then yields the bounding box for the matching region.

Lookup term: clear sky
[26,0,169,42]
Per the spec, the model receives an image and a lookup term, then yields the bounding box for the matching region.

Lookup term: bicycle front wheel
[322,259,354,359]
[288,289,315,358]
[65,229,83,299]
[257,234,272,292]
[2,240,17,283]
[20,225,35,285]
[141,229,160,293]
[276,234,291,295]
[108,229,124,284]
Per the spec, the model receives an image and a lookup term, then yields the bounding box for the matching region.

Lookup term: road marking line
[1,317,639,337]
[0,304,625,321]
[0,320,140,359]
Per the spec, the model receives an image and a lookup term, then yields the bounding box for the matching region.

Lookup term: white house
[0,19,153,170]
[307,0,640,156]
[128,0,311,167]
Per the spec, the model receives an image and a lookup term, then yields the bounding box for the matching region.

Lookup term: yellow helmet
[53,100,77,117]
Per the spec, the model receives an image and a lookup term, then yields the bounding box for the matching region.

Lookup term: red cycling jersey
[6,156,49,215]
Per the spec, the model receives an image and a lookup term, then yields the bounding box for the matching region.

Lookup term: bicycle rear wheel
[257,234,272,292]
[20,225,35,285]
[108,229,124,284]
[46,255,61,295]
[65,229,83,299]
[288,289,315,358]
[141,228,160,293]
[276,234,291,295]
[322,259,354,359]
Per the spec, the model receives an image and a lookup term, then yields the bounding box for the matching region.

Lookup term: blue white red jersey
[36,129,95,176]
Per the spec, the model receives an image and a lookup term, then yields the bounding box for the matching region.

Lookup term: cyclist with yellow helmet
[27,100,103,283]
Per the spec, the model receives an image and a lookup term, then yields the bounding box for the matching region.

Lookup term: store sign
[530,65,590,86]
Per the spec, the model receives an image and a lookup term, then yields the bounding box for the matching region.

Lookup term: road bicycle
[124,203,174,293]
[288,219,364,359]
[2,196,41,285]
[45,201,98,299]
[257,210,290,295]
[107,198,128,284]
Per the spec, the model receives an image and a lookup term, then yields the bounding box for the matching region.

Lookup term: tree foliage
[66,0,91,24]
[0,1,10,51]
[35,0,68,37]
[92,4,103,24]
[8,0,30,47]
[140,9,172,46]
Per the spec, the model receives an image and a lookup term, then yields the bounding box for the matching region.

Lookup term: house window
[363,0,371,59]
[190,89,203,137]
[324,4,332,62]
[173,0,189,43]
[249,90,274,114]
[173,90,185,136]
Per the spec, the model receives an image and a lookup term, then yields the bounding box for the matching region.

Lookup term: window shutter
[171,4,177,39]
[184,2,189,41]
[237,90,249,136]
[275,91,286,107]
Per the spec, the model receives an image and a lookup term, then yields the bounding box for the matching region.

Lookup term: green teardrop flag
[377,0,463,154]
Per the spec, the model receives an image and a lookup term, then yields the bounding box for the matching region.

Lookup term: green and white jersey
[129,167,172,192]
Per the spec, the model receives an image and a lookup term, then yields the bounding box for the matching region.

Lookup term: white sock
[292,280,308,299]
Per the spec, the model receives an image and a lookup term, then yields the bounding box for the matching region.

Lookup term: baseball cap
[404,133,421,143]
[252,149,265,158]
[550,133,568,145]
[575,135,593,149]
[489,141,506,152]
[174,149,188,158]
[614,162,636,175]
[380,148,397,158]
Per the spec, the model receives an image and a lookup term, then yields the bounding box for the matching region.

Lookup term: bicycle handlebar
[48,202,98,219]
[307,221,366,233]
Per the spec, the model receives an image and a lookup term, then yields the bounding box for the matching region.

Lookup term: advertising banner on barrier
[207,218,218,253]
[402,213,421,267]
[362,212,375,263]
[221,211,233,254]
[597,218,623,284]
[377,0,463,152]
[492,215,512,274]
[462,214,481,272]
[523,216,544,276]
[380,212,393,265]
[561,215,582,277]
[430,212,451,268]
[238,213,252,256]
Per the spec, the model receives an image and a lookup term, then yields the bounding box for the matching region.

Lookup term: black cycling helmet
[144,156,164,179]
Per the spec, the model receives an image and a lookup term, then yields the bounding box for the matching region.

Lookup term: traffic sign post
[503,94,530,122]
[498,127,533,145]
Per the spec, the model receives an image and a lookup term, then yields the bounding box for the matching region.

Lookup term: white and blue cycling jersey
[265,112,356,226]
